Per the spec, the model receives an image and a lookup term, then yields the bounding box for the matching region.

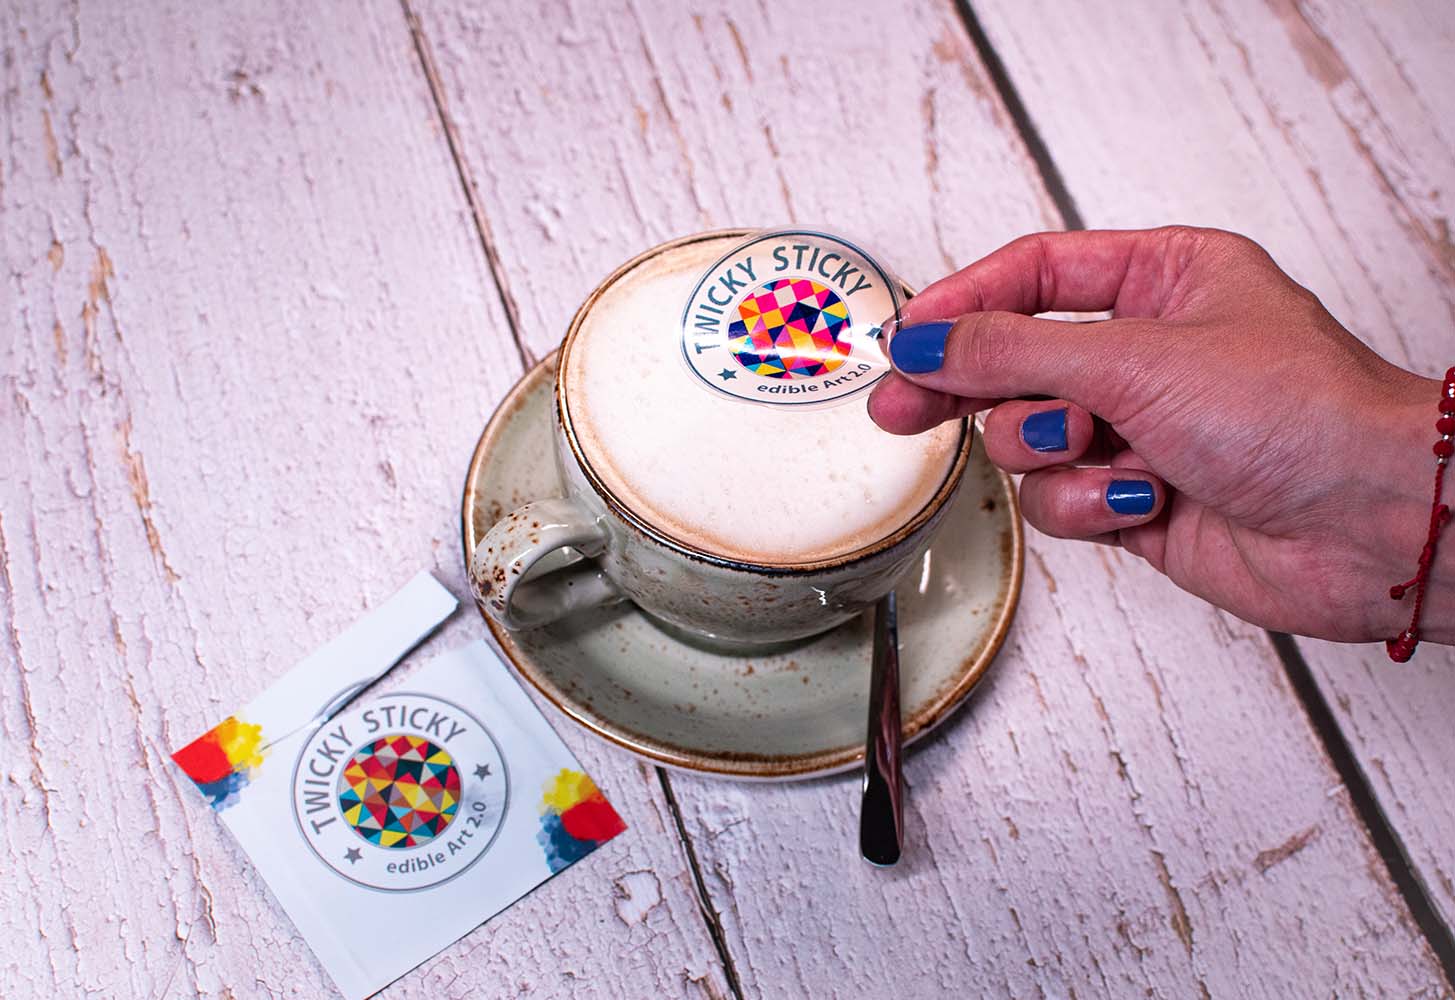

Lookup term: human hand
[869,227,1451,645]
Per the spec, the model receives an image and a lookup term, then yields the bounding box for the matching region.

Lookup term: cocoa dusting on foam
[564,236,962,566]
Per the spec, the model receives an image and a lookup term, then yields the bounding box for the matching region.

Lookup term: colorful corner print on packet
[537,768,626,872]
[172,716,266,809]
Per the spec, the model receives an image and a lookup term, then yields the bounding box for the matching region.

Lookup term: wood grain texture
[414,0,1448,995]
[409,0,1062,360]
[0,2,729,997]
[975,0,1455,938]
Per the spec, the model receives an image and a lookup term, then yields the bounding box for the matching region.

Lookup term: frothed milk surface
[563,235,963,566]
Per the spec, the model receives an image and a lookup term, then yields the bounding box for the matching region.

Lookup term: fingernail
[888,321,953,374]
[1106,480,1156,516]
[1021,408,1069,452]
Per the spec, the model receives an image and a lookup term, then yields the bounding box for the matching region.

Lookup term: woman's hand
[869,226,1451,644]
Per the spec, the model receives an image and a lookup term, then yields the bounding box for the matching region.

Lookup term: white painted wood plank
[975,0,1455,938]
[410,0,1062,360]
[0,3,729,998]
[414,0,1448,994]
[1275,0,1455,934]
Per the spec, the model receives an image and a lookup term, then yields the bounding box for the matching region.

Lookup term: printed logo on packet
[680,230,902,407]
[291,692,508,892]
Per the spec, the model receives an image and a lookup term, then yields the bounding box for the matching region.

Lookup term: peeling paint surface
[3,1,1453,998]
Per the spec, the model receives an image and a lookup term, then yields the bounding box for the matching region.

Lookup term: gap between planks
[400,0,1453,989]
[400,0,532,369]
[955,0,1085,231]
[399,3,749,995]
[658,771,747,1000]
[1270,634,1455,982]
[956,0,1455,982]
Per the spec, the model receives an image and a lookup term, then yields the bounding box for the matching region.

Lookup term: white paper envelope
[172,573,626,998]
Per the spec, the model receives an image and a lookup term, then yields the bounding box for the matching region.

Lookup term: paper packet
[171,573,626,998]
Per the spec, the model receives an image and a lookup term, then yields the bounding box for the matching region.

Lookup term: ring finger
[1018,466,1167,540]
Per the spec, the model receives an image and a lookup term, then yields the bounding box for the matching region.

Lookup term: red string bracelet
[1386,366,1455,662]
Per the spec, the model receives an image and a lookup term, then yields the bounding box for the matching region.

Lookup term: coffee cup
[469,230,972,649]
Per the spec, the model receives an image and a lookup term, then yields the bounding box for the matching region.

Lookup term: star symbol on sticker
[474,763,492,779]
[718,368,737,381]
[344,847,362,864]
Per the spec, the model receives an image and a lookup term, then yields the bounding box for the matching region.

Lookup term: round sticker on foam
[680,230,902,407]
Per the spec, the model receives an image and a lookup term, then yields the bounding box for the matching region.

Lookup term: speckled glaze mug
[469,232,974,649]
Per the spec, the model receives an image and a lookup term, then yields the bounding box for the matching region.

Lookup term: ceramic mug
[468,232,974,649]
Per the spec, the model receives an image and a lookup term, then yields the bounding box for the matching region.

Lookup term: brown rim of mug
[554,228,973,575]
[458,351,1025,778]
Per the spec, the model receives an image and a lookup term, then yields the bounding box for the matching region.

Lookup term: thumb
[885,312,1171,425]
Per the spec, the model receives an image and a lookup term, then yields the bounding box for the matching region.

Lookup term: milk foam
[563,235,964,565]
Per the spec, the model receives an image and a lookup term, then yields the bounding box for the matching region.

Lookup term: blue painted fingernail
[1021,408,1069,452]
[1106,480,1156,516]
[889,321,953,374]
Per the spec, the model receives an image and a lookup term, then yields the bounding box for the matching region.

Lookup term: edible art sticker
[292,692,507,892]
[681,229,902,407]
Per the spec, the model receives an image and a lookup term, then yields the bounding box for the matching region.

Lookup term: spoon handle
[860,592,904,866]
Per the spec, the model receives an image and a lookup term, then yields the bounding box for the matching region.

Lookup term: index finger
[894,227,1205,327]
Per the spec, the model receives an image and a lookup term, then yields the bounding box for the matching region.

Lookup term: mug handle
[469,497,625,630]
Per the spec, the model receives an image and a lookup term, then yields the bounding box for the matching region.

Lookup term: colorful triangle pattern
[338,734,462,849]
[727,277,852,379]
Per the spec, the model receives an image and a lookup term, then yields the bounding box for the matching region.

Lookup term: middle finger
[981,400,1103,473]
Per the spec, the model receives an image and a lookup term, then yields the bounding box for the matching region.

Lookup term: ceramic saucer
[461,352,1023,780]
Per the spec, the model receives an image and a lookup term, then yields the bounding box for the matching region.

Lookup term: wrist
[1372,377,1455,647]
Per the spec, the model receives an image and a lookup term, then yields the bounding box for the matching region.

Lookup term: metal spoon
[860,591,904,866]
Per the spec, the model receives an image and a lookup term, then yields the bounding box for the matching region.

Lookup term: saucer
[461,353,1023,780]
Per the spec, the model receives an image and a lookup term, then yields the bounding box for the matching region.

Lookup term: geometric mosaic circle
[727,277,852,379]
[336,734,461,849]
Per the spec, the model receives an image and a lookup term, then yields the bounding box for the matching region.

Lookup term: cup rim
[556,228,973,576]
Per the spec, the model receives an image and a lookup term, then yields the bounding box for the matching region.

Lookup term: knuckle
[1030,234,1058,310]
[955,311,1018,375]
[1155,223,1208,245]
[1150,227,1217,301]
[1200,226,1274,267]
[1174,227,1315,307]
[1158,224,1267,268]
[1155,224,1211,255]
[1004,231,1051,263]
[1003,232,1058,310]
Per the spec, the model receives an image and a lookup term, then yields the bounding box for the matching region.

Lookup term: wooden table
[4,2,1453,996]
